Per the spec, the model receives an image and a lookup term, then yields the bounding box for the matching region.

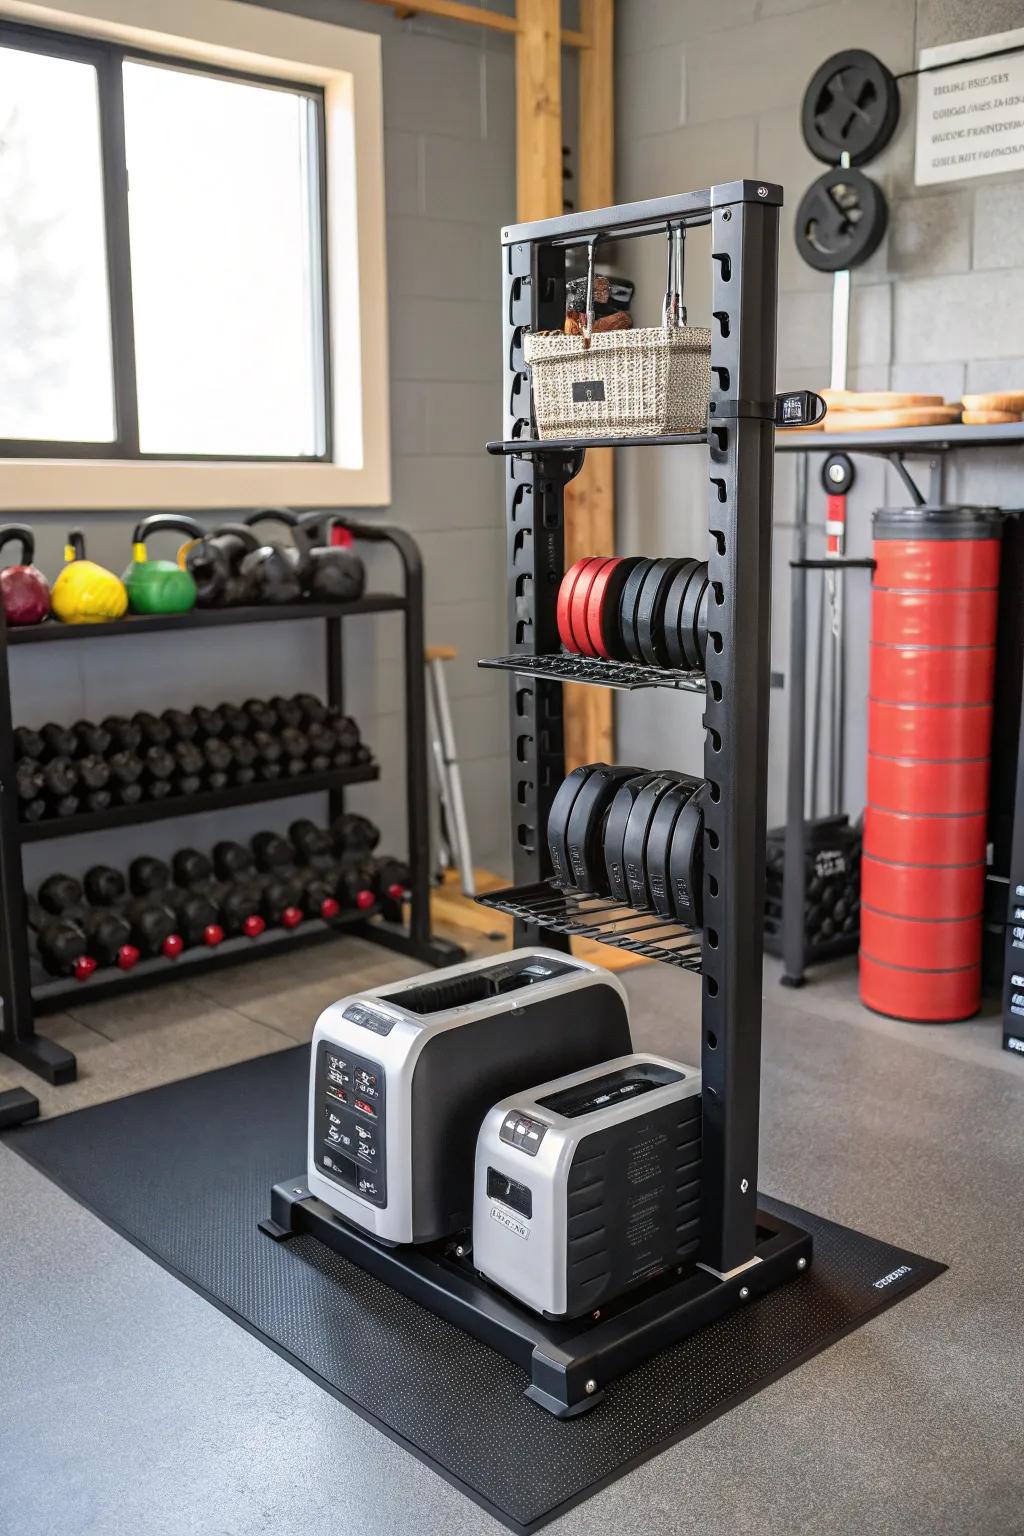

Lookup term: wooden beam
[563,0,616,770]
[362,0,587,47]
[515,0,563,225]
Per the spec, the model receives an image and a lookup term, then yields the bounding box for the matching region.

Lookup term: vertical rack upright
[488,181,785,1276]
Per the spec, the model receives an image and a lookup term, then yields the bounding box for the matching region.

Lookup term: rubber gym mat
[4,1046,946,1534]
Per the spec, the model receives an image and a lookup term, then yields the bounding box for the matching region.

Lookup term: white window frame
[0,0,391,509]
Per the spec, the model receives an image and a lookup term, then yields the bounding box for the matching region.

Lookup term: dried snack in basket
[593,311,633,333]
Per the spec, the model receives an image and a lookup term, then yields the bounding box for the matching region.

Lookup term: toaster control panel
[314,1037,386,1207]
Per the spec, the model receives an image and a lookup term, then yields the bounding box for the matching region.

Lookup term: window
[0,24,330,461]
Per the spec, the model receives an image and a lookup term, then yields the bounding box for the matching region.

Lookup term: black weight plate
[694,581,711,668]
[622,774,685,909]
[680,564,709,669]
[565,764,644,893]
[547,764,601,888]
[801,49,900,168]
[795,167,887,274]
[635,558,687,667]
[618,558,654,663]
[669,783,708,927]
[661,559,701,668]
[647,778,702,917]
[603,772,661,903]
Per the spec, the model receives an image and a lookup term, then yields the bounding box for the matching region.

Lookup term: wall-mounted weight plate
[636,557,689,667]
[603,771,661,902]
[586,555,644,660]
[662,559,702,668]
[647,778,702,917]
[557,558,597,653]
[548,763,601,886]
[795,167,888,273]
[565,763,643,892]
[618,558,654,662]
[801,49,900,167]
[570,556,616,657]
[622,774,685,908]
[680,563,709,669]
[669,783,708,927]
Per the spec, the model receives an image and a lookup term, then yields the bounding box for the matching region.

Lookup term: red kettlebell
[0,525,50,627]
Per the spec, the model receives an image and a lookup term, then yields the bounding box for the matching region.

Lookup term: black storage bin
[764,814,861,963]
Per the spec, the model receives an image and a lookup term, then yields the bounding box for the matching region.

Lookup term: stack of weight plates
[860,505,1002,1022]
[557,555,709,669]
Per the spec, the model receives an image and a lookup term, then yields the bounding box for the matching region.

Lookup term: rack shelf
[478,653,706,692]
[776,420,1024,453]
[476,880,703,970]
[6,594,405,645]
[17,764,379,844]
[487,431,707,455]
[31,905,382,1014]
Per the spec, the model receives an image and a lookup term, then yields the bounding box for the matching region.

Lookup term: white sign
[915,28,1024,184]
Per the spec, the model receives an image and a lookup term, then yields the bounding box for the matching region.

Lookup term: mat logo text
[873,1264,912,1290]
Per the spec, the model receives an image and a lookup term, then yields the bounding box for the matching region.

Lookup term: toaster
[473,1053,702,1318]
[307,949,632,1245]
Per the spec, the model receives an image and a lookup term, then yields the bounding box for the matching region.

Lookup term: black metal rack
[0,515,460,1117]
[775,430,1024,999]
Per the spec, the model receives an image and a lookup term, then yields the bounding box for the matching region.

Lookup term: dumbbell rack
[0,516,459,1121]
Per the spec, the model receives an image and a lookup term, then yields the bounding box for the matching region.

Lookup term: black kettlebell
[241,509,312,604]
[298,513,366,603]
[185,523,262,608]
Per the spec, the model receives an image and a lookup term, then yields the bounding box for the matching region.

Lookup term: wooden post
[563,0,615,768]
[515,0,563,224]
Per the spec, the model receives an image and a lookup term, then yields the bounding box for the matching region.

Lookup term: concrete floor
[1,948,1022,1536]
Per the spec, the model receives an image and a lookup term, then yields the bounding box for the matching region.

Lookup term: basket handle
[582,231,607,350]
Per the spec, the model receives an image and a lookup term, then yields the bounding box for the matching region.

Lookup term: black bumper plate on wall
[4,1046,945,1534]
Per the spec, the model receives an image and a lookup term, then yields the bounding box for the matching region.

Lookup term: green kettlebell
[123,515,203,615]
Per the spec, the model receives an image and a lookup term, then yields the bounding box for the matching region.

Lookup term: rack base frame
[260,1177,813,1418]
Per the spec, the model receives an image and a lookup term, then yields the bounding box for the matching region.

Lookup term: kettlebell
[0,525,50,627]
[122,515,203,615]
[298,513,367,603]
[183,523,262,608]
[241,509,312,604]
[51,530,128,624]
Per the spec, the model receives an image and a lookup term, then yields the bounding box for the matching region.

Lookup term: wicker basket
[524,325,711,440]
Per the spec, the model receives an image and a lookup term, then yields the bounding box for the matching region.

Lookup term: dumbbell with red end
[331,812,380,857]
[28,902,96,980]
[82,864,140,970]
[369,857,411,916]
[289,818,336,871]
[331,859,377,914]
[216,878,267,938]
[300,873,344,922]
[166,886,225,949]
[258,870,306,930]
[126,860,184,952]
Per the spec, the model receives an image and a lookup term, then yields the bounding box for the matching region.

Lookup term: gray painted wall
[614,0,1024,830]
[13,1,529,891]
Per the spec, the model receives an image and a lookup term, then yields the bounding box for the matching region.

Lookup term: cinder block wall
[16,2,527,894]
[614,0,1024,829]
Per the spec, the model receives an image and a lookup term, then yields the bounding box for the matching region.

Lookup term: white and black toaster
[473,1053,702,1318]
[307,949,632,1246]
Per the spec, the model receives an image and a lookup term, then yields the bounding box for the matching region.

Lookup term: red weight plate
[868,699,992,761]
[860,907,982,971]
[859,951,980,1022]
[861,855,985,920]
[873,538,1001,590]
[587,555,645,660]
[862,804,988,866]
[557,558,596,653]
[570,556,616,657]
[867,752,990,815]
[869,642,996,706]
[871,587,998,647]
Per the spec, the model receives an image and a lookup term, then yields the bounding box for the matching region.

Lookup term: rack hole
[712,632,723,653]
[708,875,719,896]
[709,782,721,802]
[713,253,732,282]
[709,728,721,752]
[516,781,531,804]
[706,977,719,997]
[706,1029,718,1049]
[712,365,730,391]
[515,735,531,763]
[710,681,723,701]
[713,582,724,605]
[515,688,529,716]
[708,830,720,850]
[710,477,727,503]
[713,309,730,337]
[516,825,534,849]
[515,620,529,645]
[711,530,726,555]
[707,927,719,948]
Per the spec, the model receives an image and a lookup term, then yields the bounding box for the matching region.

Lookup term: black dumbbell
[172,848,214,891]
[161,708,198,742]
[213,840,254,882]
[31,912,94,979]
[83,864,127,906]
[108,750,144,806]
[226,733,257,787]
[38,872,85,917]
[217,877,266,938]
[13,725,43,759]
[40,722,77,758]
[293,693,327,728]
[165,886,224,949]
[73,719,111,757]
[200,737,232,790]
[252,831,294,872]
[243,698,277,734]
[129,856,171,897]
[301,873,342,922]
[102,715,143,753]
[142,744,175,800]
[259,870,304,929]
[332,812,380,855]
[16,758,43,806]
[333,859,376,913]
[172,739,204,796]
[369,857,411,921]
[191,705,227,742]
[218,702,251,738]
[82,906,139,971]
[290,819,335,868]
[125,895,184,960]
[270,695,303,730]
[132,710,172,748]
[251,731,283,781]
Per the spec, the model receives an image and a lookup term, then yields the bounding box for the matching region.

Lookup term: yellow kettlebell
[51,530,129,624]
